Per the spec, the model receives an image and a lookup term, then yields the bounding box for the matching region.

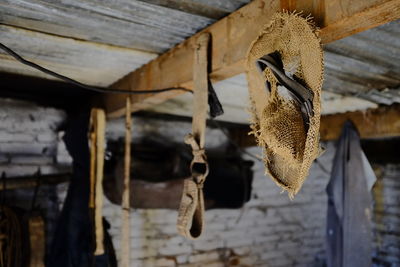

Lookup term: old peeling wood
[230,104,400,146]
[319,0,400,43]
[0,173,69,191]
[0,25,156,87]
[104,0,400,117]
[0,0,214,53]
[320,104,400,140]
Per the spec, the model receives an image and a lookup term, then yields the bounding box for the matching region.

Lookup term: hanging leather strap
[121,97,131,267]
[89,108,106,256]
[177,32,210,239]
[256,51,314,131]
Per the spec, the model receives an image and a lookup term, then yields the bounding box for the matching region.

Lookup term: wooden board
[320,104,400,140]
[104,0,400,117]
[230,104,400,146]
[0,25,156,87]
[0,0,214,53]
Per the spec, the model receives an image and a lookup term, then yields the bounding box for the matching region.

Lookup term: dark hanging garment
[326,121,376,267]
[48,112,116,267]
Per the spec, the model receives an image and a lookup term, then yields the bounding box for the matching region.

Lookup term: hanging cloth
[245,12,324,197]
[120,98,132,267]
[177,32,210,239]
[326,121,376,267]
[48,111,115,267]
[89,108,106,256]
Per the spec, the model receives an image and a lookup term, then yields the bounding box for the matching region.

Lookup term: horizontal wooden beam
[104,0,400,117]
[319,104,400,140]
[0,173,70,191]
[229,104,400,146]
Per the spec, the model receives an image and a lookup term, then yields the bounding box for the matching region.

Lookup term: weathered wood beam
[0,173,70,191]
[104,0,400,117]
[320,104,400,140]
[229,104,400,146]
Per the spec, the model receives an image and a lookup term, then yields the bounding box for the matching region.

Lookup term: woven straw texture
[245,12,324,197]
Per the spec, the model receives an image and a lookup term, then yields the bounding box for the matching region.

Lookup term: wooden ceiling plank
[0,25,157,87]
[104,0,400,117]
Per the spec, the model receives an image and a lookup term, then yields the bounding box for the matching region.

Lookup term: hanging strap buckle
[177,32,211,240]
[185,133,209,187]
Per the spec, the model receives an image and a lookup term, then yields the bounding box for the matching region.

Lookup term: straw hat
[245,12,324,197]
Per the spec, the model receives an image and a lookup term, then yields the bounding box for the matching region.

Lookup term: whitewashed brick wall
[1,98,399,267]
[102,143,333,267]
[372,164,400,266]
[0,98,69,177]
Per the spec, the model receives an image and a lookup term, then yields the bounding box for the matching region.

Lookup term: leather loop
[177,32,210,240]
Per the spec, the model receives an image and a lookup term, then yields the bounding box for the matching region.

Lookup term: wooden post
[90,108,106,256]
[121,97,132,267]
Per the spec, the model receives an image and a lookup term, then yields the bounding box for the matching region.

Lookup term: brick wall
[104,116,336,267]
[0,98,69,255]
[0,98,69,177]
[373,164,400,266]
[103,143,333,267]
[0,98,399,267]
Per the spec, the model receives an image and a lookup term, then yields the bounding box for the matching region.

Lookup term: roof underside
[0,0,399,123]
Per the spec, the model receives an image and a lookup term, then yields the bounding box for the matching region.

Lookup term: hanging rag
[177,32,210,239]
[245,12,324,197]
[326,121,376,267]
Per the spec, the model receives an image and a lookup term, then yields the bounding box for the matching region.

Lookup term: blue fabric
[326,121,376,267]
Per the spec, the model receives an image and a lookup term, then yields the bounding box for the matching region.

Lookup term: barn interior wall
[0,98,399,266]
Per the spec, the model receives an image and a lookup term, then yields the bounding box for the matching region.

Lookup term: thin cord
[0,43,192,95]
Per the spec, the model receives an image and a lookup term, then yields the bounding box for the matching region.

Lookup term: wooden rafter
[229,104,400,146]
[319,104,400,140]
[104,0,400,117]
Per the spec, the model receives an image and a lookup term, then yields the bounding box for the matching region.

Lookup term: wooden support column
[104,0,400,117]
